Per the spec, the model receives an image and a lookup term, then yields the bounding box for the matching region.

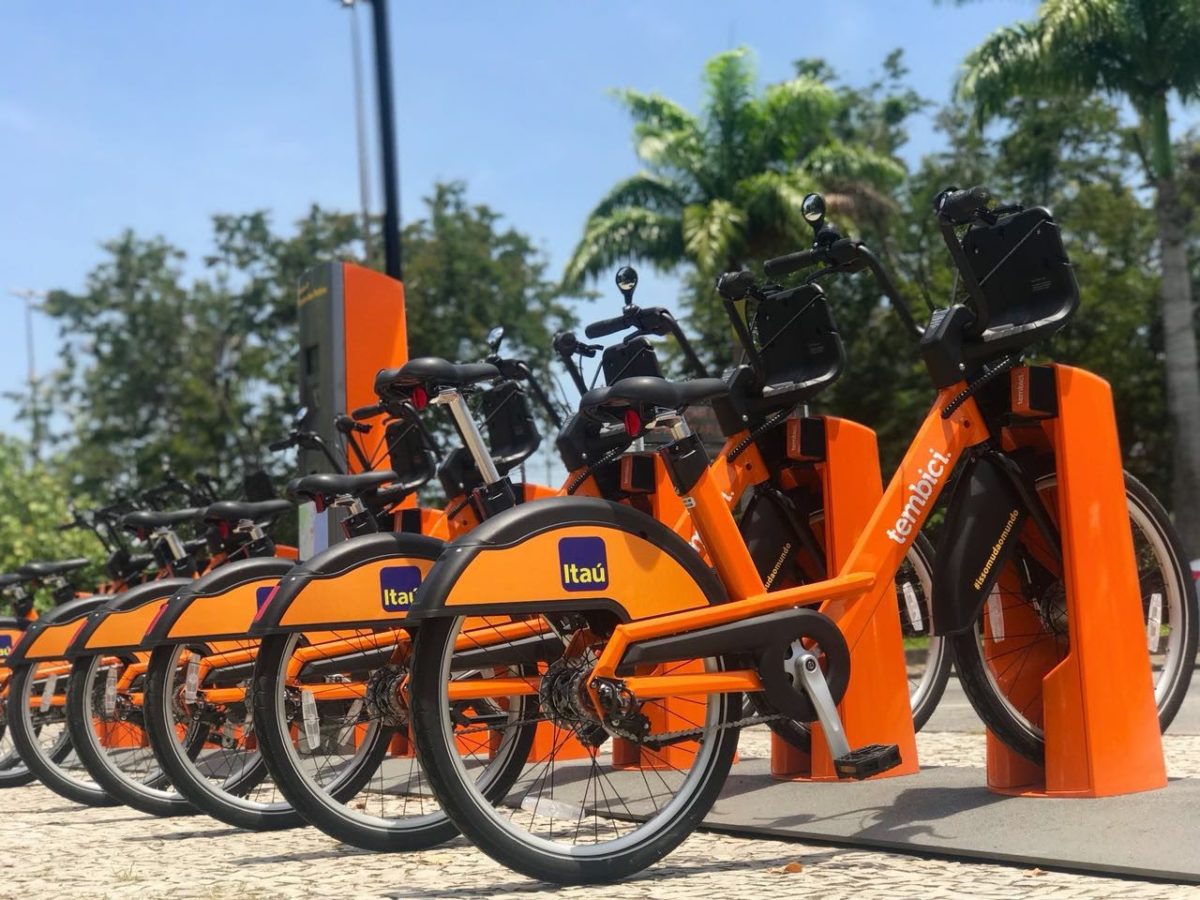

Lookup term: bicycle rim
[412,612,738,882]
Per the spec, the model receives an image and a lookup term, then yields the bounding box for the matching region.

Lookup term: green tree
[957,0,1200,550]
[563,48,906,368]
[400,182,573,377]
[0,435,102,597]
[34,182,570,499]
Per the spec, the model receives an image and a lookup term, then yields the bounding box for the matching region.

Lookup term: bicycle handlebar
[762,247,825,278]
[759,238,924,339]
[584,315,627,339]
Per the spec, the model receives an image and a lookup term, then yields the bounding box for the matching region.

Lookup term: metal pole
[347,1,374,263]
[368,0,402,281]
[8,289,44,464]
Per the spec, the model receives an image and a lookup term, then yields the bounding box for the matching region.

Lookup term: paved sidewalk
[3,732,1198,899]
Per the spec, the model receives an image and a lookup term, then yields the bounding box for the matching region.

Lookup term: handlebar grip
[268,438,293,452]
[352,404,384,421]
[763,247,824,278]
[934,186,990,224]
[584,315,629,339]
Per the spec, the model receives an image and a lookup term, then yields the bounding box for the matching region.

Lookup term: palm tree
[958,0,1200,553]
[563,48,905,367]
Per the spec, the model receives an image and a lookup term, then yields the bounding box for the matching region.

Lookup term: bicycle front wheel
[409,611,741,885]
[951,471,1199,762]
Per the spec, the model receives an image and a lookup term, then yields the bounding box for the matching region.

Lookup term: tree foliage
[0,435,102,588]
[956,0,1200,551]
[564,48,908,369]
[34,182,571,501]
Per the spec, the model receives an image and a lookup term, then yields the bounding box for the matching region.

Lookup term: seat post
[434,389,502,484]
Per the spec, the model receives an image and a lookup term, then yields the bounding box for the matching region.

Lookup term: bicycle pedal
[833,743,902,780]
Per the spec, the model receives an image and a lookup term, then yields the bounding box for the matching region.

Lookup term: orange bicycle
[403,188,1196,883]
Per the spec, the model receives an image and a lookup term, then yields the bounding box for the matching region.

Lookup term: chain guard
[754,607,849,722]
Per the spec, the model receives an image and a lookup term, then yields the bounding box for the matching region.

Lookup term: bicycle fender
[406,496,726,622]
[931,454,1029,635]
[142,557,298,647]
[4,594,113,667]
[66,578,192,657]
[249,532,445,635]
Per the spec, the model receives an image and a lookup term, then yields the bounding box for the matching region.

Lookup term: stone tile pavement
[2,731,1198,899]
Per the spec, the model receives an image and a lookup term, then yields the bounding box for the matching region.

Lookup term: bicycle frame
[431,383,988,707]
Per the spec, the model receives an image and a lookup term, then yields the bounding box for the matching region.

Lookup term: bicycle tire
[7,662,115,806]
[65,653,200,816]
[144,641,297,830]
[951,471,1198,762]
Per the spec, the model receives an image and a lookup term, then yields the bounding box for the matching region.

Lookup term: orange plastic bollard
[987,365,1166,797]
[772,417,919,781]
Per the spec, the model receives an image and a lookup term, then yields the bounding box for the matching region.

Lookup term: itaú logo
[558,537,609,591]
[0,635,10,659]
[380,566,422,611]
[886,449,951,544]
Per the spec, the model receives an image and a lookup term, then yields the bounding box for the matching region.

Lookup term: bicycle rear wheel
[144,640,294,830]
[7,661,114,805]
[66,652,201,816]
[951,471,1198,762]
[409,610,740,885]
[0,683,36,786]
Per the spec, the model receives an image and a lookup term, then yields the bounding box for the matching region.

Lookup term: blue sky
[0,0,1084,441]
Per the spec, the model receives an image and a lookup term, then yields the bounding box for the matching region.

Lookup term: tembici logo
[558,537,608,591]
[380,566,422,611]
[886,449,951,544]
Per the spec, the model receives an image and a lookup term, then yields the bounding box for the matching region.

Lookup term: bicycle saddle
[376,357,499,394]
[287,470,397,503]
[121,508,204,531]
[17,557,91,578]
[0,572,32,589]
[203,499,292,523]
[581,376,729,414]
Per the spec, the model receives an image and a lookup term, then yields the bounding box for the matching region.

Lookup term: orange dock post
[986,365,1165,797]
[771,417,919,781]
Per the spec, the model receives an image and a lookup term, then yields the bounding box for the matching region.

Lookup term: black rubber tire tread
[7,663,116,806]
[144,643,301,831]
[65,653,197,816]
[950,471,1199,763]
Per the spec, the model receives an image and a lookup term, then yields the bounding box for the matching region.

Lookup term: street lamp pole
[7,288,46,465]
[366,0,403,282]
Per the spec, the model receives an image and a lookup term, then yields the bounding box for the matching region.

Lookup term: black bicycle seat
[0,572,32,589]
[203,499,292,523]
[581,376,729,414]
[121,508,204,531]
[17,557,91,578]
[287,470,396,503]
[376,357,499,394]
